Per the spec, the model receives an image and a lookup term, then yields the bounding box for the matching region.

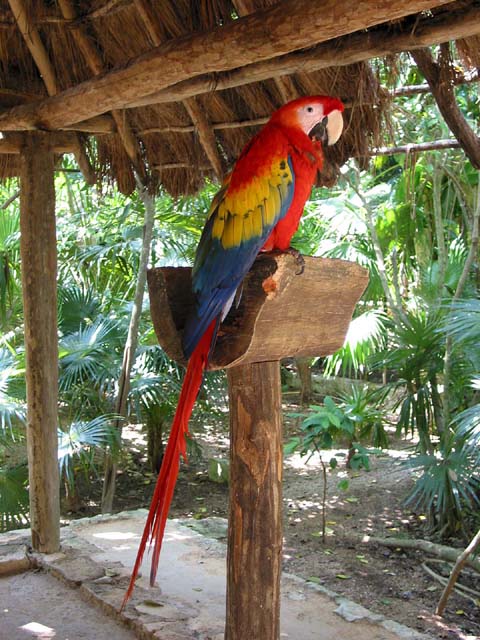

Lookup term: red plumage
[121,95,344,609]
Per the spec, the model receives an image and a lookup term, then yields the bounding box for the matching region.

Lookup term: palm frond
[0,348,26,430]
[58,317,123,391]
[58,414,121,490]
[58,284,101,334]
[324,309,388,377]
[0,464,29,532]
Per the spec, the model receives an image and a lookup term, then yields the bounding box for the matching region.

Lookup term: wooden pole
[20,132,60,553]
[226,361,283,640]
[147,257,368,636]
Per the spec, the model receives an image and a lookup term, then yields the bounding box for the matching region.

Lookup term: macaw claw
[285,247,305,275]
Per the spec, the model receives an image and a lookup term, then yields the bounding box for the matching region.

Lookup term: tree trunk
[436,527,480,616]
[296,357,313,405]
[359,535,480,573]
[101,183,155,513]
[20,132,60,553]
[411,46,480,169]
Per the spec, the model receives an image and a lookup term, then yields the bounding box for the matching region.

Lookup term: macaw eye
[306,106,314,113]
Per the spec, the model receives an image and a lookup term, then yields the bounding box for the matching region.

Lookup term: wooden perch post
[20,132,60,553]
[147,254,368,639]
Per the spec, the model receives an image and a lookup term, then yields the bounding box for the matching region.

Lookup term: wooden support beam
[411,46,480,169]
[133,0,224,179]
[0,0,452,131]
[231,0,299,103]
[0,131,80,154]
[128,2,480,109]
[62,115,115,134]
[7,0,57,95]
[7,0,95,183]
[147,254,368,637]
[141,116,269,135]
[20,132,60,553]
[183,97,224,179]
[226,361,283,640]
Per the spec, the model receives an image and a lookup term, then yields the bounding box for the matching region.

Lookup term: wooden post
[19,132,60,553]
[147,255,369,638]
[226,361,283,640]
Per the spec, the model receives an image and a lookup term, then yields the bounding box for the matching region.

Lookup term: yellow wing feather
[210,157,293,250]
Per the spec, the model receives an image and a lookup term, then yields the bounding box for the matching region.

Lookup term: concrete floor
[0,571,136,640]
[0,511,431,640]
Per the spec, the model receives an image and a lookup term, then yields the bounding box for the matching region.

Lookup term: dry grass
[0,0,472,195]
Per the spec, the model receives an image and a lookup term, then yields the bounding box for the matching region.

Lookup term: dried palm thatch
[0,0,478,195]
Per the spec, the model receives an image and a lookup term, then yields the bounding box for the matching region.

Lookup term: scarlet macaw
[122,95,344,607]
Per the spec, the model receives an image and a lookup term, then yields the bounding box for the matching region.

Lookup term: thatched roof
[0,0,479,195]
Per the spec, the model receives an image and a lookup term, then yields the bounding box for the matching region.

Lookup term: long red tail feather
[121,319,217,610]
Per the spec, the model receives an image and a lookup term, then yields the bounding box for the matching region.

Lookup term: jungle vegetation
[0,53,478,543]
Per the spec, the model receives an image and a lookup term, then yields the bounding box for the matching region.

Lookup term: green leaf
[284,437,301,454]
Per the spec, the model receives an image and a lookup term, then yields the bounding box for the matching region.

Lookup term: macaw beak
[308,109,344,146]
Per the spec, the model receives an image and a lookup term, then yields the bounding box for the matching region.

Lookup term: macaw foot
[284,247,305,275]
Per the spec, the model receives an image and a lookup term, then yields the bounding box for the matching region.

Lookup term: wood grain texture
[0,0,451,130]
[147,254,369,370]
[0,131,80,154]
[106,3,480,110]
[20,132,60,553]
[226,361,283,640]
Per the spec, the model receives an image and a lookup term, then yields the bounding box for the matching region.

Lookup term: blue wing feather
[182,151,295,359]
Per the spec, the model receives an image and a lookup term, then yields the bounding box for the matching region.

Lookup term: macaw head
[270,95,344,146]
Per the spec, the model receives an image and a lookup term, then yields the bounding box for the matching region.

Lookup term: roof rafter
[57,0,147,182]
[6,0,95,182]
[231,0,299,103]
[133,0,224,180]
[0,0,453,132]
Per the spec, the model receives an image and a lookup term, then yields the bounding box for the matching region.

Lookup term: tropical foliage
[0,50,478,540]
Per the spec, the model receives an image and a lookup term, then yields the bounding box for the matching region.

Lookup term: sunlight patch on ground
[20,622,56,637]
[285,445,412,471]
[197,423,230,450]
[165,529,195,542]
[285,449,349,470]
[380,448,412,460]
[92,531,137,541]
[122,423,147,448]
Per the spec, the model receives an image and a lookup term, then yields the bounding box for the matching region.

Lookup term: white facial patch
[296,104,326,135]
